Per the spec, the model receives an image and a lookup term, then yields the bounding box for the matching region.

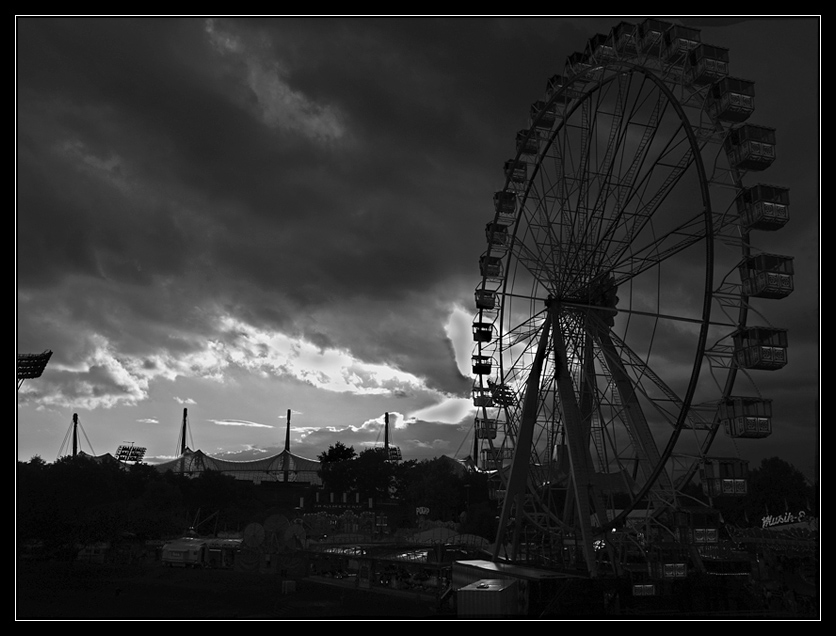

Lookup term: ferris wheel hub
[471,19,790,577]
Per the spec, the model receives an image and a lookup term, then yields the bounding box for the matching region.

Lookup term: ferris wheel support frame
[486,57,721,575]
[551,304,610,576]
[492,307,553,562]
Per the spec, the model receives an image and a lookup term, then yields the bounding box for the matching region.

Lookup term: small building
[77,541,110,564]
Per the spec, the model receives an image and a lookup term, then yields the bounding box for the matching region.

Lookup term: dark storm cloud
[17,17,819,471]
[16,17,503,396]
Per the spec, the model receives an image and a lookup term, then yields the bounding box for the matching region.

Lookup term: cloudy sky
[16,17,819,478]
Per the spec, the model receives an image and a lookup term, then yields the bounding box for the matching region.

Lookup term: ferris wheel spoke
[610,200,747,288]
[589,133,697,276]
[520,113,701,296]
[475,21,788,576]
[571,73,661,257]
[592,326,675,491]
[507,230,564,293]
[560,310,682,505]
[497,304,547,350]
[601,316,715,430]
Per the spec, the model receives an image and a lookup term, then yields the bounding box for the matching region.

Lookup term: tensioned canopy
[153,448,321,485]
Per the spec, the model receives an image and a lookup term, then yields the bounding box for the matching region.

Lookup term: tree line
[17,455,270,559]
[17,447,816,561]
[16,447,497,559]
[316,444,497,536]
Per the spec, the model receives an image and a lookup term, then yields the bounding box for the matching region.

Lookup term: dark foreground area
[17,559,819,621]
[16,560,442,620]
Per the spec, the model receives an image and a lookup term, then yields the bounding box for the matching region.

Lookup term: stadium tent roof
[75,450,119,464]
[153,448,322,485]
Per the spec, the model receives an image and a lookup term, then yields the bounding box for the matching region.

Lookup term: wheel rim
[470,26,783,576]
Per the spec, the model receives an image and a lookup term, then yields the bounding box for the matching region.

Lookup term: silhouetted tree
[353,448,396,501]
[127,473,188,538]
[18,455,126,559]
[318,441,357,463]
[318,441,358,494]
[17,456,52,547]
[744,456,816,522]
[458,470,496,538]
[401,457,465,522]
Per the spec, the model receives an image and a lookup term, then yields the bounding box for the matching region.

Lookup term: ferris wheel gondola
[470,19,793,577]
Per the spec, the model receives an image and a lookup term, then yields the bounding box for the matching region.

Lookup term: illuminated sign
[761,510,817,529]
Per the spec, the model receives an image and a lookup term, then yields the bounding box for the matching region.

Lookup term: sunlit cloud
[212,444,274,458]
[445,304,474,378]
[146,453,180,463]
[410,397,474,424]
[408,438,453,451]
[216,314,431,397]
[26,334,152,410]
[19,311,472,422]
[209,418,274,428]
[362,411,411,431]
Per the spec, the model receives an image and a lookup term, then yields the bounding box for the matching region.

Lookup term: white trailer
[161,536,208,568]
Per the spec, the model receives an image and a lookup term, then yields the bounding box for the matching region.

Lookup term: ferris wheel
[471,19,793,576]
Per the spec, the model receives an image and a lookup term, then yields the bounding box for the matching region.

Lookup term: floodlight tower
[115,442,147,464]
[384,412,402,462]
[17,350,53,390]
